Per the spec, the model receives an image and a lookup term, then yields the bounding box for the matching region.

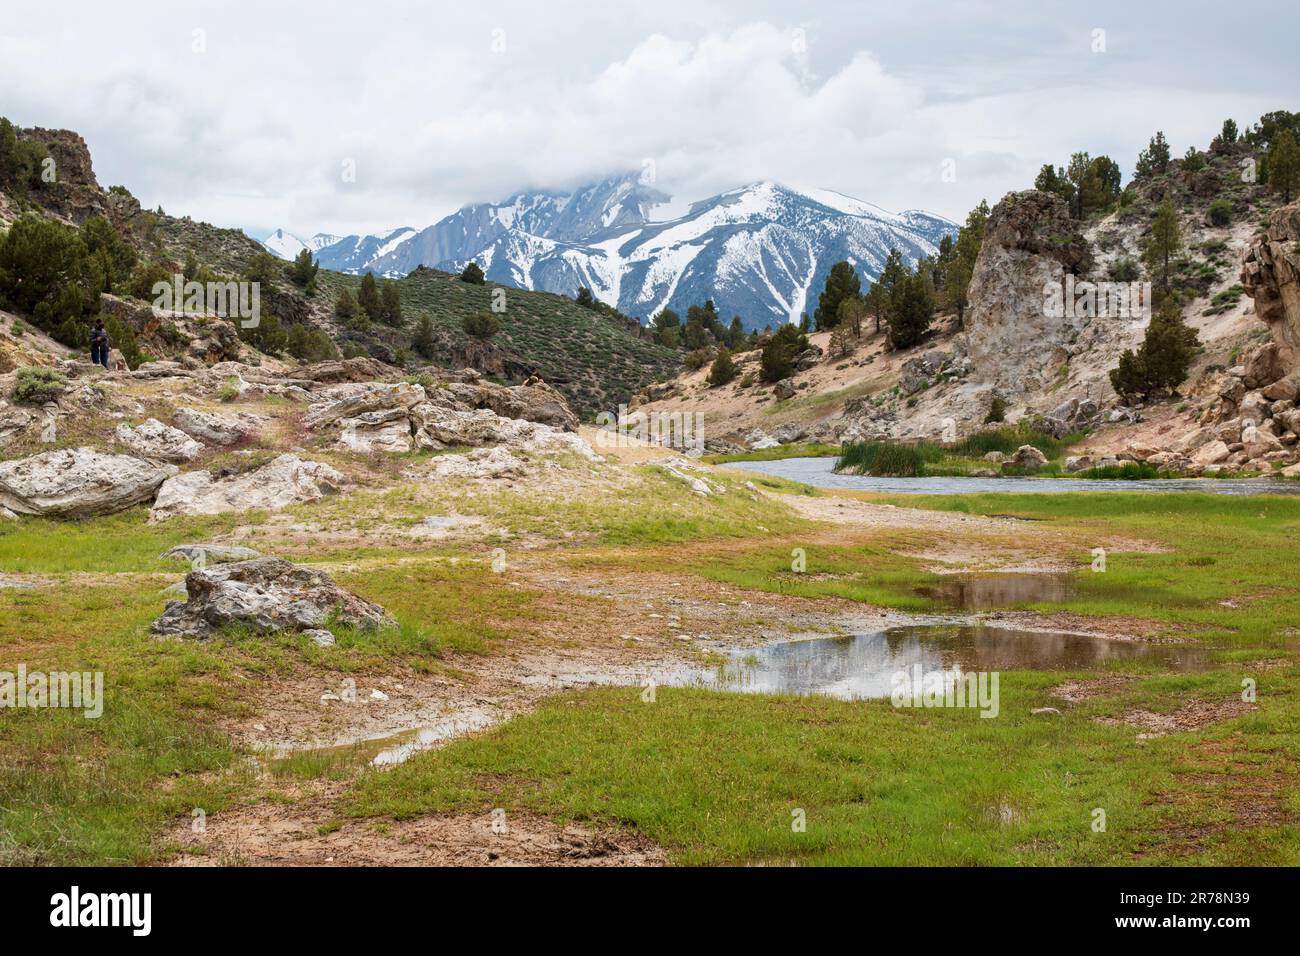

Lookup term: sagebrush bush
[11,366,67,404]
[1208,198,1233,226]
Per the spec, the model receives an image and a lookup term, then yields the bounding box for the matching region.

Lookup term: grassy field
[345,668,1299,865]
[339,489,1300,865]
[885,492,1300,644]
[2,479,1297,865]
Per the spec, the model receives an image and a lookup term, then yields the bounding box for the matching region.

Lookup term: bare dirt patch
[169,781,663,866]
[1096,697,1255,739]
[1051,675,1140,703]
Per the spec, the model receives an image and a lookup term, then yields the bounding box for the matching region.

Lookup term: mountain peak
[281,177,957,330]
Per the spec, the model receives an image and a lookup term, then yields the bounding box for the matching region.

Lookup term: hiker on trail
[90,319,109,369]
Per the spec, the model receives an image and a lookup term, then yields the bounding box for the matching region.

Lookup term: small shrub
[1109,257,1141,283]
[405,372,441,393]
[684,347,713,371]
[11,366,67,404]
[1208,198,1233,227]
[217,376,240,403]
[462,312,499,339]
[983,394,1007,424]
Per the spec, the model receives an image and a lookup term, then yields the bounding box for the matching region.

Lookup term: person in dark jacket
[90,320,110,369]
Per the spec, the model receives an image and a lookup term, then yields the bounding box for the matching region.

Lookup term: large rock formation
[114,418,203,462]
[151,557,394,638]
[444,375,579,432]
[961,190,1094,394]
[16,128,107,225]
[303,378,591,456]
[1241,200,1300,369]
[172,407,267,445]
[0,448,175,517]
[149,453,343,521]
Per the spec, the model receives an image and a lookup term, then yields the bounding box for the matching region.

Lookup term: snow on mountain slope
[312,227,416,275]
[275,178,955,331]
[260,228,310,259]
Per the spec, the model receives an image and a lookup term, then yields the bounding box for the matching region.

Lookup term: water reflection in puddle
[670,625,1207,701]
[917,573,1074,609]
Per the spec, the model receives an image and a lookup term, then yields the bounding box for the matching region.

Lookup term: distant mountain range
[260,176,955,331]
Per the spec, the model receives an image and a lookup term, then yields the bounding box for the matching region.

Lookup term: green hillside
[316,268,680,418]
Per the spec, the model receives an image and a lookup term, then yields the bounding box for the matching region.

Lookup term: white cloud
[0,1,1292,238]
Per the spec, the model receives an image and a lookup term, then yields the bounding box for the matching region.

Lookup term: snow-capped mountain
[311,227,417,275]
[260,229,348,260]
[369,174,669,276]
[266,177,955,330]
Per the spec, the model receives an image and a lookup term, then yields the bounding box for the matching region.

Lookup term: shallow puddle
[916,573,1074,609]
[669,625,1208,701]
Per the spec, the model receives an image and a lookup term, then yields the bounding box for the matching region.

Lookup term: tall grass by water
[835,425,1084,477]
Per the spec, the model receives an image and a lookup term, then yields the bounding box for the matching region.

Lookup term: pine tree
[727,316,744,349]
[460,262,485,285]
[828,323,853,358]
[379,282,403,327]
[413,314,436,359]
[357,272,380,322]
[1083,156,1122,214]
[334,287,357,322]
[759,324,808,383]
[1143,200,1182,298]
[80,215,137,294]
[886,270,934,349]
[1034,164,1075,208]
[245,251,281,288]
[814,261,861,330]
[707,347,737,387]
[1109,298,1198,402]
[940,200,988,328]
[651,309,681,348]
[1136,131,1171,178]
[837,296,866,337]
[1268,130,1299,203]
[289,248,319,294]
[0,215,96,343]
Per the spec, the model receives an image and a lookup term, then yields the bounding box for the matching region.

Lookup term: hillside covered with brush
[0,119,678,419]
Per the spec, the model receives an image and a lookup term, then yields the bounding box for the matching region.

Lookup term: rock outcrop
[151,557,393,638]
[114,418,203,462]
[161,543,261,565]
[443,375,579,432]
[150,454,343,521]
[422,447,530,480]
[0,448,175,517]
[1241,200,1300,369]
[173,407,266,445]
[961,190,1094,395]
[303,380,594,458]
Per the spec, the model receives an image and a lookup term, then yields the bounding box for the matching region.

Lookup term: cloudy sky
[2,1,1294,239]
